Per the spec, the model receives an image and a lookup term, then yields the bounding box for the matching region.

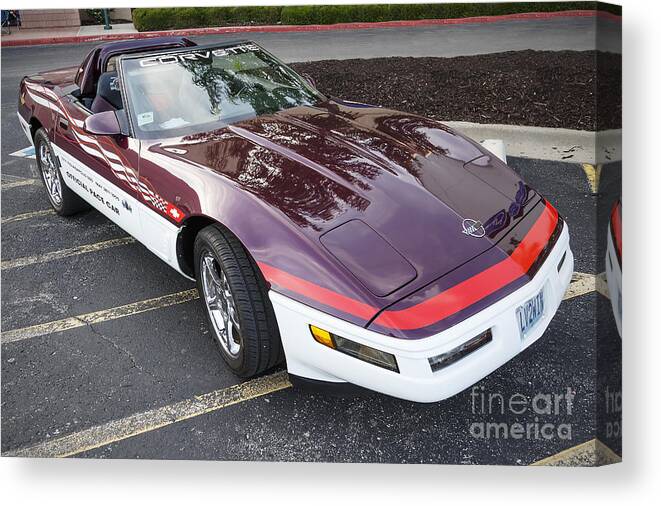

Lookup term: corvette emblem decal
[461,218,486,238]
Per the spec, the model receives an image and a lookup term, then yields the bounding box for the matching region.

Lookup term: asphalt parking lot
[1,43,621,465]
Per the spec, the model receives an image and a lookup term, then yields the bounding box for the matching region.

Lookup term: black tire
[34,128,89,216]
[194,223,284,377]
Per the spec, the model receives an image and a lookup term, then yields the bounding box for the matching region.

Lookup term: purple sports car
[17,38,573,402]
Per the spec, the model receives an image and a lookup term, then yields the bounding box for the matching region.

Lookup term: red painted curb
[1,10,621,48]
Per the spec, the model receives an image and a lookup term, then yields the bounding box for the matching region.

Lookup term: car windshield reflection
[121,42,324,138]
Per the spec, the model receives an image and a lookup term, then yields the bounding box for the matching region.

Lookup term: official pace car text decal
[23,82,186,225]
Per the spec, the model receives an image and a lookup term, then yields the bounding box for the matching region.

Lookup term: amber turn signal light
[310,325,336,349]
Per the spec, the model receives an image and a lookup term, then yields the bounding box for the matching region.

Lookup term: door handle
[58,117,69,130]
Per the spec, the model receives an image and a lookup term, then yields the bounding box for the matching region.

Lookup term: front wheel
[34,128,89,216]
[194,224,284,377]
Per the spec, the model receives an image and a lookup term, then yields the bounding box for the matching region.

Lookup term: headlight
[310,325,399,373]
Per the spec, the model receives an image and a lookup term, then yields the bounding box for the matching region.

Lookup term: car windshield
[121,42,324,138]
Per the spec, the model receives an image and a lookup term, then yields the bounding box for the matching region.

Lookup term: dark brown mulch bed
[291,50,621,131]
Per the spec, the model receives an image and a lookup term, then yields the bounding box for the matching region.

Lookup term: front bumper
[271,225,573,403]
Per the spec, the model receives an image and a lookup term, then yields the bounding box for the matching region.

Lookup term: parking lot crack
[81,318,158,381]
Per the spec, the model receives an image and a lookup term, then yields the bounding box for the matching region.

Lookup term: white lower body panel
[50,143,188,278]
[271,225,573,403]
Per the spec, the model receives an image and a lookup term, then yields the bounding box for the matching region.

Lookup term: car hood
[159,101,541,300]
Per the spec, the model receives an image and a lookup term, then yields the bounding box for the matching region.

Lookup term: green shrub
[132,6,282,31]
[279,3,616,25]
[132,3,620,32]
[84,8,105,25]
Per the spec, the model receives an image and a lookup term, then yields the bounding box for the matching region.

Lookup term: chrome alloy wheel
[201,252,242,357]
[39,142,62,206]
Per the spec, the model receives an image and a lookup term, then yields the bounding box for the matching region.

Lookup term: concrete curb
[1,10,621,48]
[445,122,621,165]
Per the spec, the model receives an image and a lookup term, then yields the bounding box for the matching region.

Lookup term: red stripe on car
[259,201,559,331]
[257,262,379,321]
[610,201,622,263]
[373,202,559,330]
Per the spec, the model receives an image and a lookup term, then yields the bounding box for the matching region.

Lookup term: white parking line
[1,208,55,224]
[1,236,136,270]
[1,289,199,344]
[2,370,292,458]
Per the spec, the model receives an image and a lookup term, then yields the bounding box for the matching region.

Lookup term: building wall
[20,9,81,29]
[111,8,132,22]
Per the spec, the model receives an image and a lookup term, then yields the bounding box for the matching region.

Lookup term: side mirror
[83,110,128,136]
[301,73,316,89]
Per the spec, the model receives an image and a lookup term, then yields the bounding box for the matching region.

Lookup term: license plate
[516,290,545,338]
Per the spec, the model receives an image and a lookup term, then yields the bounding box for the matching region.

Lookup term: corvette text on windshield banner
[258,201,559,336]
[138,43,260,67]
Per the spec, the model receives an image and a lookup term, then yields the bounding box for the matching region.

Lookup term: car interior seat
[91,71,123,113]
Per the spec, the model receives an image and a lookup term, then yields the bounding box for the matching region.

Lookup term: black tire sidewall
[194,234,247,374]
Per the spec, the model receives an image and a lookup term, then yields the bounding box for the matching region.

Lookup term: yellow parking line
[1,289,199,344]
[581,163,602,194]
[596,272,610,299]
[2,371,292,458]
[0,273,607,459]
[1,237,135,270]
[564,272,596,300]
[1,208,55,225]
[531,438,621,466]
[1,179,40,190]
